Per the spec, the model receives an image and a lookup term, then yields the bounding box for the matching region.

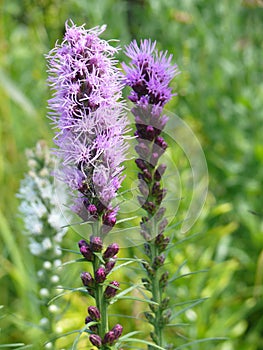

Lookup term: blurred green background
[0,0,263,349]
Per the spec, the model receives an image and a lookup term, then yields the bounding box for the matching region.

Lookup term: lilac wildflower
[123,39,178,347]
[46,20,128,233]
[47,21,125,349]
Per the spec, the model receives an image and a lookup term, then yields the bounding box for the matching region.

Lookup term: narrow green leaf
[171,298,208,319]
[169,269,208,283]
[120,338,167,349]
[174,337,227,349]
[114,295,158,305]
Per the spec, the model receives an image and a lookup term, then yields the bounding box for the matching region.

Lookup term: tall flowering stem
[123,40,178,347]
[17,141,67,349]
[46,21,128,348]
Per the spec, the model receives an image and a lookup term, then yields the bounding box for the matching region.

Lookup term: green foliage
[0,0,262,349]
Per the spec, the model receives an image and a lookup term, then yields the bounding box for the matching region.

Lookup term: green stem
[150,220,163,347]
[91,222,109,349]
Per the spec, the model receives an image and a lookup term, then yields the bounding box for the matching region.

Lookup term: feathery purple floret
[46,21,128,228]
[122,39,178,106]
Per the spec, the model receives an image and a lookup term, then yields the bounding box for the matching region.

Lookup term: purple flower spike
[89,334,102,347]
[88,306,101,321]
[104,280,120,299]
[46,20,128,227]
[123,39,178,107]
[103,243,119,260]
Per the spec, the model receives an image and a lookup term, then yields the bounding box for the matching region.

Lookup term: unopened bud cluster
[79,237,122,347]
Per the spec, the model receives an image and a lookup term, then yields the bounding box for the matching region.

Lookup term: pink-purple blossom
[46,20,128,228]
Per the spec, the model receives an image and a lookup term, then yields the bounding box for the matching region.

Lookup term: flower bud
[88,306,101,321]
[111,323,123,339]
[153,254,165,269]
[102,330,115,345]
[89,334,102,347]
[80,245,94,261]
[87,204,97,216]
[81,272,94,288]
[160,297,170,310]
[85,316,98,333]
[95,267,106,284]
[104,281,119,299]
[155,207,166,221]
[78,239,88,249]
[154,164,167,181]
[103,243,119,260]
[105,258,116,274]
[159,271,169,290]
[90,236,103,252]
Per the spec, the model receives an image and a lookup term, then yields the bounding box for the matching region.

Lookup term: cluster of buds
[78,237,121,347]
[89,323,123,348]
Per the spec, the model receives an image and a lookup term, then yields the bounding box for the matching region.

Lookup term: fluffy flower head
[46,20,128,226]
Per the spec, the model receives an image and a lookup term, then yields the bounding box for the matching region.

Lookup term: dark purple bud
[102,211,117,228]
[89,334,102,347]
[150,152,160,166]
[103,243,119,260]
[135,158,147,171]
[95,267,106,284]
[155,136,168,150]
[80,245,94,261]
[156,188,167,205]
[152,181,161,196]
[154,164,167,181]
[81,272,94,288]
[105,258,116,274]
[143,168,152,181]
[145,125,155,141]
[88,306,101,321]
[90,236,103,252]
[87,204,97,216]
[104,281,119,299]
[78,239,88,249]
[155,207,166,221]
[153,254,165,269]
[135,142,150,158]
[159,237,170,252]
[111,324,123,339]
[138,180,149,197]
[102,330,115,345]
[85,316,98,333]
[142,201,156,214]
[160,297,170,310]
[159,271,169,290]
[85,316,93,324]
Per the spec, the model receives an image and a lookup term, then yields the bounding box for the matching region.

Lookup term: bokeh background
[0,0,263,349]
